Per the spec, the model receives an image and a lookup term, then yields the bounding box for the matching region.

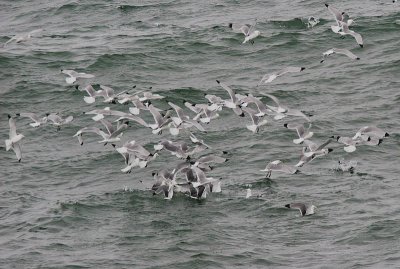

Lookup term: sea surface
[1,0,400,268]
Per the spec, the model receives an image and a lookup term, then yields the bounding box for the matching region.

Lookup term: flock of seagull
[3,4,391,216]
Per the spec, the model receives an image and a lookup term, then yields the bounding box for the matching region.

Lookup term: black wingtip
[16,113,20,116]
[18,159,21,163]
[356,57,360,60]
[325,3,329,7]
[336,136,340,141]
[385,132,389,137]
[132,85,136,88]
[8,114,11,119]
[328,148,333,153]
[75,85,79,90]
[283,123,288,128]
[222,151,228,154]
[228,23,233,29]
[300,67,306,71]
[285,204,291,208]
[378,139,383,145]
[152,172,156,176]
[216,80,220,84]
[359,44,364,48]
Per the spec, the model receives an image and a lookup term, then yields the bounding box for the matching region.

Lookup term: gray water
[1,1,400,268]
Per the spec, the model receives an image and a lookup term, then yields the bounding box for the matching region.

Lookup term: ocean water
[1,1,400,268]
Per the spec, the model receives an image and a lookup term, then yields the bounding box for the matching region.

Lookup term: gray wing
[276,66,304,76]
[196,155,227,164]
[148,104,165,126]
[110,123,128,138]
[303,140,318,152]
[216,80,237,103]
[316,139,332,151]
[288,203,307,216]
[333,48,359,60]
[326,4,344,23]
[18,112,40,122]
[99,85,115,96]
[13,142,22,162]
[100,119,115,134]
[262,94,283,108]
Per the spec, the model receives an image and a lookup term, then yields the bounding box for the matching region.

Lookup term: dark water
[1,1,400,268]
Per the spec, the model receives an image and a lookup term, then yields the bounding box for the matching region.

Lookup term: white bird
[285,203,316,217]
[46,113,73,130]
[61,69,95,84]
[230,20,260,44]
[295,139,333,167]
[148,104,172,135]
[168,101,206,135]
[73,119,128,145]
[84,107,148,127]
[321,48,360,63]
[332,136,361,153]
[258,67,305,85]
[16,112,47,127]
[96,85,128,103]
[325,4,346,33]
[353,126,389,140]
[76,85,103,104]
[260,160,298,178]
[216,80,244,117]
[5,115,24,162]
[338,21,364,48]
[3,29,43,47]
[284,123,313,144]
[242,107,268,133]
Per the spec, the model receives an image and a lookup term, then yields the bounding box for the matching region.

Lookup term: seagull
[332,136,361,153]
[303,139,333,157]
[260,160,298,178]
[168,101,206,135]
[240,95,270,117]
[97,85,128,103]
[261,93,311,122]
[184,101,219,124]
[61,69,95,84]
[46,113,73,130]
[295,140,333,167]
[321,48,360,63]
[283,123,313,144]
[116,140,158,173]
[154,140,207,159]
[84,107,148,127]
[16,112,47,127]
[353,126,389,140]
[216,80,244,117]
[258,67,305,85]
[230,20,260,44]
[5,114,24,159]
[337,21,363,48]
[148,104,172,134]
[285,203,316,217]
[189,132,211,149]
[73,119,128,145]
[76,85,103,104]
[325,4,346,33]
[3,29,43,47]
[242,107,268,133]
